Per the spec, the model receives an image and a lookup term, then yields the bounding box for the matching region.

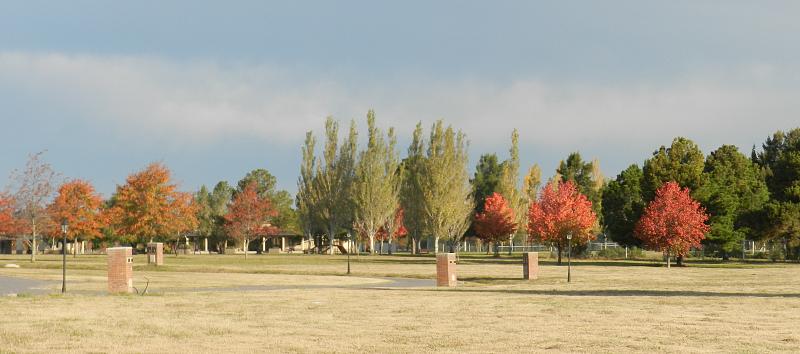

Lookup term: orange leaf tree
[47,180,106,254]
[474,193,518,257]
[224,181,278,259]
[0,193,20,236]
[635,181,709,268]
[109,163,197,245]
[527,180,597,264]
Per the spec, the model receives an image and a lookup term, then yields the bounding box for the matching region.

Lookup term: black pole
[567,238,572,283]
[61,230,66,293]
[347,235,351,275]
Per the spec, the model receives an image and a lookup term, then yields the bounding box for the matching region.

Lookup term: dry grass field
[1,253,799,353]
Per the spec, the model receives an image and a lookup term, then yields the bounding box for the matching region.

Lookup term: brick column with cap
[107,247,133,293]
[436,253,457,287]
[523,252,539,280]
[147,242,164,266]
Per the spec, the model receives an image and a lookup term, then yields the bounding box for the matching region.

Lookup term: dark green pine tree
[601,164,645,247]
[695,145,769,259]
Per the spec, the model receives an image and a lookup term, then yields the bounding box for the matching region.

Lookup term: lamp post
[346,232,351,275]
[61,218,68,293]
[566,233,572,283]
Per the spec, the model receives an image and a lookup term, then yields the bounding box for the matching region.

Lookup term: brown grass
[1,254,799,353]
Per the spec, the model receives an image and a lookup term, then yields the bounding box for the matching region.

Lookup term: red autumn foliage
[474,193,517,247]
[224,181,279,257]
[635,181,709,261]
[47,180,106,241]
[527,180,597,264]
[376,208,408,241]
[0,193,20,236]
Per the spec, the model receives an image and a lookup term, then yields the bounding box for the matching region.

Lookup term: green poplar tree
[419,121,473,254]
[400,123,426,254]
[353,110,401,255]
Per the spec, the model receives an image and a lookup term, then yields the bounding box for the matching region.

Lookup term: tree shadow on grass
[370,287,800,298]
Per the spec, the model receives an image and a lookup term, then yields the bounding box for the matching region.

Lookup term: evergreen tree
[696,145,769,259]
[753,128,800,257]
[642,137,705,200]
[471,154,503,213]
[601,164,645,247]
[556,152,603,215]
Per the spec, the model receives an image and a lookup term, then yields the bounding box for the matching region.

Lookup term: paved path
[0,274,433,295]
[0,275,53,296]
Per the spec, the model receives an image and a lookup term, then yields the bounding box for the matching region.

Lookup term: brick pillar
[436,253,457,287]
[107,247,133,293]
[147,242,164,266]
[523,252,539,280]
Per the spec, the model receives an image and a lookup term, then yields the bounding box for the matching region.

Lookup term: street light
[346,232,351,275]
[61,218,68,293]
[566,233,572,283]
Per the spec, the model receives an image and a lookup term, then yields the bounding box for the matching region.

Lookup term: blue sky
[2,1,800,197]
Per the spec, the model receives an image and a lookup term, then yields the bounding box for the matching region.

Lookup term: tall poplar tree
[352,110,401,255]
[497,129,525,253]
[296,131,318,253]
[400,123,426,254]
[523,164,542,204]
[312,117,357,255]
[419,120,473,254]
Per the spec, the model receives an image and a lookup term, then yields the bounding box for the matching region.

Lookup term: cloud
[1,51,798,159]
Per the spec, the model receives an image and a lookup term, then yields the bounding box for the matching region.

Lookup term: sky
[2,1,800,198]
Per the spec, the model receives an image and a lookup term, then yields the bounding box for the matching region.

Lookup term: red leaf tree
[48,180,106,256]
[0,193,20,236]
[635,181,709,268]
[224,181,278,259]
[375,208,408,254]
[474,193,518,257]
[527,180,597,264]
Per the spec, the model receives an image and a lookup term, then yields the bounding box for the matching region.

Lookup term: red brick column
[523,252,539,280]
[107,247,133,293]
[436,253,457,287]
[147,242,164,266]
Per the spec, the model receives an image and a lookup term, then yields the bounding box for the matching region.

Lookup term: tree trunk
[434,236,440,254]
[388,239,393,255]
[73,238,78,258]
[556,244,562,265]
[369,234,375,255]
[244,239,248,259]
[411,236,417,254]
[508,234,513,255]
[328,225,335,255]
[666,254,671,269]
[676,255,684,266]
[30,220,37,262]
[224,240,228,254]
[493,241,500,258]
